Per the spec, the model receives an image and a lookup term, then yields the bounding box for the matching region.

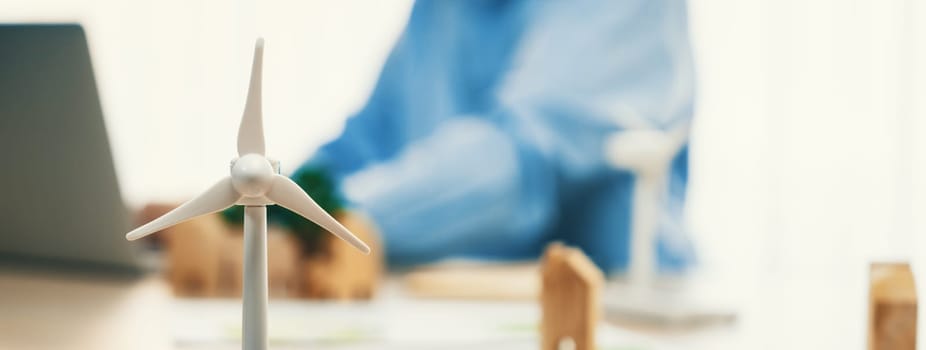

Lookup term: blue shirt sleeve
[301,0,696,270]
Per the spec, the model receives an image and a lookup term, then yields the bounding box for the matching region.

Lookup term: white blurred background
[0,0,924,280]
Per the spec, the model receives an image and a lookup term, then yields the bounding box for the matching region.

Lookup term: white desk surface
[0,267,873,350]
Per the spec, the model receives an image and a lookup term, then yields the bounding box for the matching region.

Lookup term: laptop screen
[0,24,140,270]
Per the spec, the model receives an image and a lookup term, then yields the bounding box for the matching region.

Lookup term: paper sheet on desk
[171,298,665,350]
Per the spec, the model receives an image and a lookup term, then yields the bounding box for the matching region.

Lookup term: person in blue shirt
[268,0,696,275]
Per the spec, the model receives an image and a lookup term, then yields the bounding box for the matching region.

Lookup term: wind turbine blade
[126,177,240,241]
[265,174,371,254]
[238,38,266,156]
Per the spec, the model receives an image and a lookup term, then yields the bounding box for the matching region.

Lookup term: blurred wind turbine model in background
[603,122,735,326]
[605,123,689,287]
[124,38,371,350]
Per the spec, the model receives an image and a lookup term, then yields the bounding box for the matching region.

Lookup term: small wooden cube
[541,243,604,350]
[869,262,917,350]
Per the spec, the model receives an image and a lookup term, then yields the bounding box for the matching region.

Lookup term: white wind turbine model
[603,123,734,326]
[605,123,689,288]
[125,38,371,350]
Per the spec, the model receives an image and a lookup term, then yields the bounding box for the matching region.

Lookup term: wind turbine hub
[231,154,275,197]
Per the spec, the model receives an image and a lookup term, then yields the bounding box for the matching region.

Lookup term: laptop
[0,24,143,272]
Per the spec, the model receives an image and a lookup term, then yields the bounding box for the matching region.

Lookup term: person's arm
[325,0,696,266]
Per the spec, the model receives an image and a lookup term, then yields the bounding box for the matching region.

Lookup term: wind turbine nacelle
[231,154,279,197]
[604,129,682,177]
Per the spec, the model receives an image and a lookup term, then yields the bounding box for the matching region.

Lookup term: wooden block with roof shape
[541,242,605,350]
[869,262,917,350]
